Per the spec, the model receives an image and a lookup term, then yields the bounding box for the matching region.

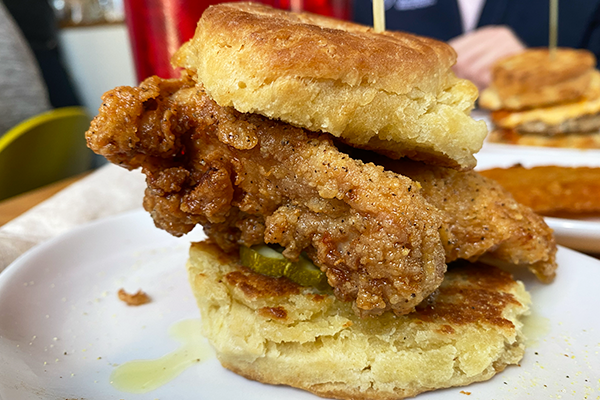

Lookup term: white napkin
[0,164,146,272]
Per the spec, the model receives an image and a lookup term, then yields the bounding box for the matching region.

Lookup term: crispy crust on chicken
[344,154,557,283]
[387,160,557,283]
[86,74,447,317]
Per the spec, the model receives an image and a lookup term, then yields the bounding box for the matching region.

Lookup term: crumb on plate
[118,288,151,306]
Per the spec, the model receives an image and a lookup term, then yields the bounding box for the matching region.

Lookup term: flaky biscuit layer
[173,2,487,170]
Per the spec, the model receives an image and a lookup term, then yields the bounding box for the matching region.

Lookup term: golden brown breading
[86,74,447,317]
[87,74,557,312]
[350,155,557,283]
[479,165,600,217]
[117,288,151,306]
[397,161,556,283]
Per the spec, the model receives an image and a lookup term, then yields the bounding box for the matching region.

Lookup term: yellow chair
[0,106,94,201]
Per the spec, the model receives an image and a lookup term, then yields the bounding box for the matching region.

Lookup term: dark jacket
[353,0,600,65]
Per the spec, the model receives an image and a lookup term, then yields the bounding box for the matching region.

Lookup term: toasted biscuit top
[493,48,595,91]
[173,2,456,95]
[173,2,487,170]
[480,48,598,110]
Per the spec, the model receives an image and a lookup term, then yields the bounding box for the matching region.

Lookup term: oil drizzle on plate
[110,319,214,393]
[522,313,551,347]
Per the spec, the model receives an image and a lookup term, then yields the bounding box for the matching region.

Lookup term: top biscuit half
[172,2,487,170]
[480,48,599,111]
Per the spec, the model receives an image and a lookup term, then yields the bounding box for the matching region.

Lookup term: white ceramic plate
[1,210,599,400]
[475,143,600,254]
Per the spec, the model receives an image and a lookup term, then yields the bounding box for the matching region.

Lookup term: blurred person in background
[353,0,600,91]
[2,0,81,110]
[0,0,51,135]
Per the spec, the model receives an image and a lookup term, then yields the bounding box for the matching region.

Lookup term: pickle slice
[239,245,329,290]
[284,254,329,291]
[239,245,289,278]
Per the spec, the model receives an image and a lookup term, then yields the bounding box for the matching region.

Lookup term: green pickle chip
[284,254,329,291]
[239,245,289,278]
[239,245,329,290]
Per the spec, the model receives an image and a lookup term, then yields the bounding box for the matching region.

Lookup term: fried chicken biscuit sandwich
[480,47,600,148]
[86,3,557,398]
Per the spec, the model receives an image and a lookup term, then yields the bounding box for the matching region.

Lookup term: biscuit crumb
[460,391,472,395]
[118,289,151,306]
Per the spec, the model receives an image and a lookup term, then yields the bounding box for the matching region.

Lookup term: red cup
[124,0,218,81]
[124,0,353,82]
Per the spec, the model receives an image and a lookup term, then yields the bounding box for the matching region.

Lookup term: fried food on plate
[479,48,600,149]
[479,165,600,217]
[117,288,151,306]
[85,3,557,398]
[87,73,556,316]
[383,159,557,282]
[88,74,447,317]
[188,241,530,400]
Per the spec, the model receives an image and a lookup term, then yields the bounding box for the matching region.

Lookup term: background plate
[476,143,600,253]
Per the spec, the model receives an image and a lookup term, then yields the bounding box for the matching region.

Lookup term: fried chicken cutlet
[344,152,557,283]
[86,74,557,317]
[388,160,557,282]
[88,74,447,317]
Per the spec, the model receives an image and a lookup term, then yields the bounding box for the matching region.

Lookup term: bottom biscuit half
[186,241,530,400]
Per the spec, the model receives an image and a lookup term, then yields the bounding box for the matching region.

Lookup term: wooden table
[0,173,89,227]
